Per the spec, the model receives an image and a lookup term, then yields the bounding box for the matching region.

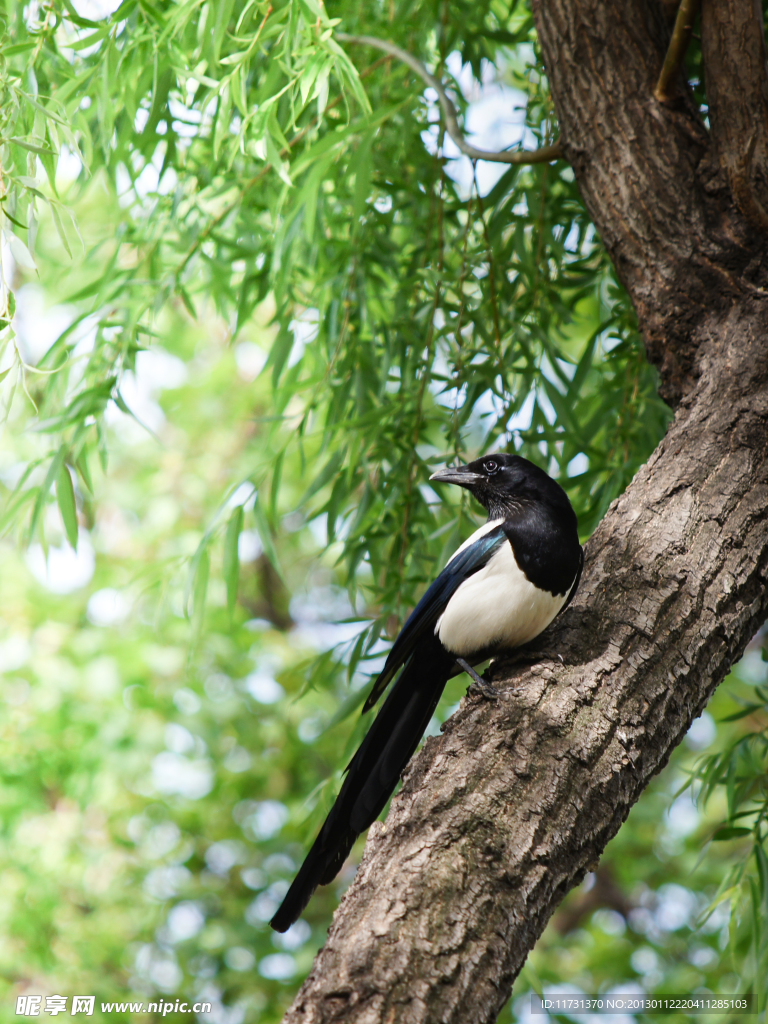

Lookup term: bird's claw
[469,678,499,702]
[455,657,499,701]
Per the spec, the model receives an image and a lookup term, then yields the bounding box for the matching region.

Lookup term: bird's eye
[484,460,499,475]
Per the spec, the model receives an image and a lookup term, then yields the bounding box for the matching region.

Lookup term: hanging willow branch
[336,32,564,165]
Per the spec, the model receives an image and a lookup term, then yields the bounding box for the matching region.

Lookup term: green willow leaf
[223,504,244,616]
[712,826,752,841]
[190,546,210,638]
[252,494,284,581]
[27,447,67,544]
[56,462,79,549]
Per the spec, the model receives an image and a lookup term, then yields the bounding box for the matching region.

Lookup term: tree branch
[654,0,700,103]
[532,0,749,406]
[700,0,768,232]
[336,33,564,165]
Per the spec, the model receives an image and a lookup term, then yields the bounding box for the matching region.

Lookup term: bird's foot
[456,658,499,701]
[469,678,500,702]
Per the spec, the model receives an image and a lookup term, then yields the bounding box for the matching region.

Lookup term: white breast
[436,527,569,658]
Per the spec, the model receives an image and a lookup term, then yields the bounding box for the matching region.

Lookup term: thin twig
[654,0,701,102]
[337,33,564,165]
[473,167,502,354]
[396,117,447,600]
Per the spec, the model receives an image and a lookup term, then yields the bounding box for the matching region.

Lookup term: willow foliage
[0,0,667,577]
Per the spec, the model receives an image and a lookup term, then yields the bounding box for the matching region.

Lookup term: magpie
[270,452,582,932]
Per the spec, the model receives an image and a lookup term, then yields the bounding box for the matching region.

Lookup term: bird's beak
[429,464,484,488]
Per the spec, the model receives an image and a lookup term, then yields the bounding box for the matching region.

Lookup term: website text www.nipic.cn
[16,995,213,1016]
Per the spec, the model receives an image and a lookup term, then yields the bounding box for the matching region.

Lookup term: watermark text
[16,995,212,1016]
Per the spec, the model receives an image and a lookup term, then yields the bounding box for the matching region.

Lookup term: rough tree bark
[282,2,768,1021]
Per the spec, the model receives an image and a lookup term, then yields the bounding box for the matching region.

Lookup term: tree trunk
[282,1,768,1021]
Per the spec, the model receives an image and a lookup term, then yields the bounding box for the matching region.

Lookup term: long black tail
[270,634,454,932]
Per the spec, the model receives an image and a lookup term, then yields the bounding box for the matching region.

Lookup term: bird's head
[430,452,573,519]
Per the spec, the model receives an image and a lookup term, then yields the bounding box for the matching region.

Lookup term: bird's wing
[362,521,508,712]
[560,544,584,614]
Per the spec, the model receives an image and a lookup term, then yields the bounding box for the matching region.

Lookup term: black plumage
[270,452,582,932]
